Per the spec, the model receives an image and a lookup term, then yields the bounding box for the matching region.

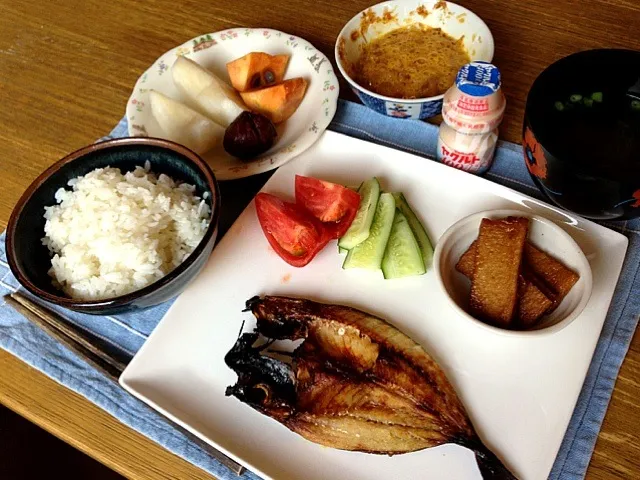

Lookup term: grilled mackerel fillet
[225,295,517,479]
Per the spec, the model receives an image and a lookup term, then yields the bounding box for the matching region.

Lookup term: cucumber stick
[338,177,381,250]
[343,192,395,270]
[381,211,426,279]
[392,192,434,269]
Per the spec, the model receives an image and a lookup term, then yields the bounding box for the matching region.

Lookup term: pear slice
[149,90,224,155]
[172,56,247,127]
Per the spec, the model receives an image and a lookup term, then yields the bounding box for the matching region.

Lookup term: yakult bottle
[437,62,505,174]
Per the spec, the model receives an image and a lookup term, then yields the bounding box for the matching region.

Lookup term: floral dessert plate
[126,28,339,180]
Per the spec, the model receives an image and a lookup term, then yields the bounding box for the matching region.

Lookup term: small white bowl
[335,0,494,119]
[433,209,593,336]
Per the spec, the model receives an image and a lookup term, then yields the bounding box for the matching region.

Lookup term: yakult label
[437,137,494,174]
[456,96,490,113]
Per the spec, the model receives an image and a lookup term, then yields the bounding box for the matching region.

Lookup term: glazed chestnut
[223,111,277,160]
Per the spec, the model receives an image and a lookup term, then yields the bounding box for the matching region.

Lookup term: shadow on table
[0,405,124,480]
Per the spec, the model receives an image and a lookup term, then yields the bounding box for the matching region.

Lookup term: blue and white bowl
[335,0,494,120]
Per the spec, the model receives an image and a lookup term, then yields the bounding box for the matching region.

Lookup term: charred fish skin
[224,332,296,419]
[244,296,262,312]
[226,296,517,479]
[246,295,308,340]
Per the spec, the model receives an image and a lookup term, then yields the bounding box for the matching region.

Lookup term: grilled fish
[225,295,517,479]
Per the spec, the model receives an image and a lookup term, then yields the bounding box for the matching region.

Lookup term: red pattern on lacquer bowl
[523,127,548,180]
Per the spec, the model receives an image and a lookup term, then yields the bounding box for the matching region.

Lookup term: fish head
[245,296,309,340]
[224,332,297,419]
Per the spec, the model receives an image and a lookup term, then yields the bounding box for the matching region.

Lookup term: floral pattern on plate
[126,28,339,181]
[192,35,216,52]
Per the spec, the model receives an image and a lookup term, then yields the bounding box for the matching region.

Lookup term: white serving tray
[121,131,628,480]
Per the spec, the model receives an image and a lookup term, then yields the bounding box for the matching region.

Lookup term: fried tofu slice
[524,243,579,304]
[454,241,476,278]
[516,273,553,328]
[469,217,529,327]
[456,241,553,327]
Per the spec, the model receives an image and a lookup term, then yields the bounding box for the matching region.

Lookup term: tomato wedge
[255,193,330,267]
[294,175,361,238]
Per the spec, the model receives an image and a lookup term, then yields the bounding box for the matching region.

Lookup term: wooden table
[1,1,638,478]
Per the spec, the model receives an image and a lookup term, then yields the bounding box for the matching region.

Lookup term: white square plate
[120,131,628,480]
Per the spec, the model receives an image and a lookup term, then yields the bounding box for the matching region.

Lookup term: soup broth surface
[534,88,640,178]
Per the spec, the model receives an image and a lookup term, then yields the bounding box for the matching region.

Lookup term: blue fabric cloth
[1,99,638,479]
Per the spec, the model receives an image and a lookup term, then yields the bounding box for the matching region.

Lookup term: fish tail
[458,437,518,480]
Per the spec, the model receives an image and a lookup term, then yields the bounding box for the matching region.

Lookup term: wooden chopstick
[4,292,246,476]
[9,292,130,372]
[4,293,124,381]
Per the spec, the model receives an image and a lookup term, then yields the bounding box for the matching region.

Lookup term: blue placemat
[1,99,638,480]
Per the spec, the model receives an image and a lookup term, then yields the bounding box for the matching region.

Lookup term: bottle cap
[455,62,501,97]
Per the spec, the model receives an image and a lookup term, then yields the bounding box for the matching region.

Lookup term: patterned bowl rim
[334,0,495,104]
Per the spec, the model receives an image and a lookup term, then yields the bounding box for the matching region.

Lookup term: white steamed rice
[42,163,211,300]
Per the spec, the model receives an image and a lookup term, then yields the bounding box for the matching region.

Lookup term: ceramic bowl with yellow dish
[335,0,494,119]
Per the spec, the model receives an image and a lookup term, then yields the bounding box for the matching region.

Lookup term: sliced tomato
[255,193,330,267]
[294,175,361,238]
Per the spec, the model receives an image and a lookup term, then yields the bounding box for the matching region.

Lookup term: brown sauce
[354,24,470,99]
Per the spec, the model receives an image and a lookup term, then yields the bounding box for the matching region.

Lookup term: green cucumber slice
[338,246,348,255]
[338,177,381,250]
[381,211,426,279]
[343,192,395,270]
[392,192,434,269]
